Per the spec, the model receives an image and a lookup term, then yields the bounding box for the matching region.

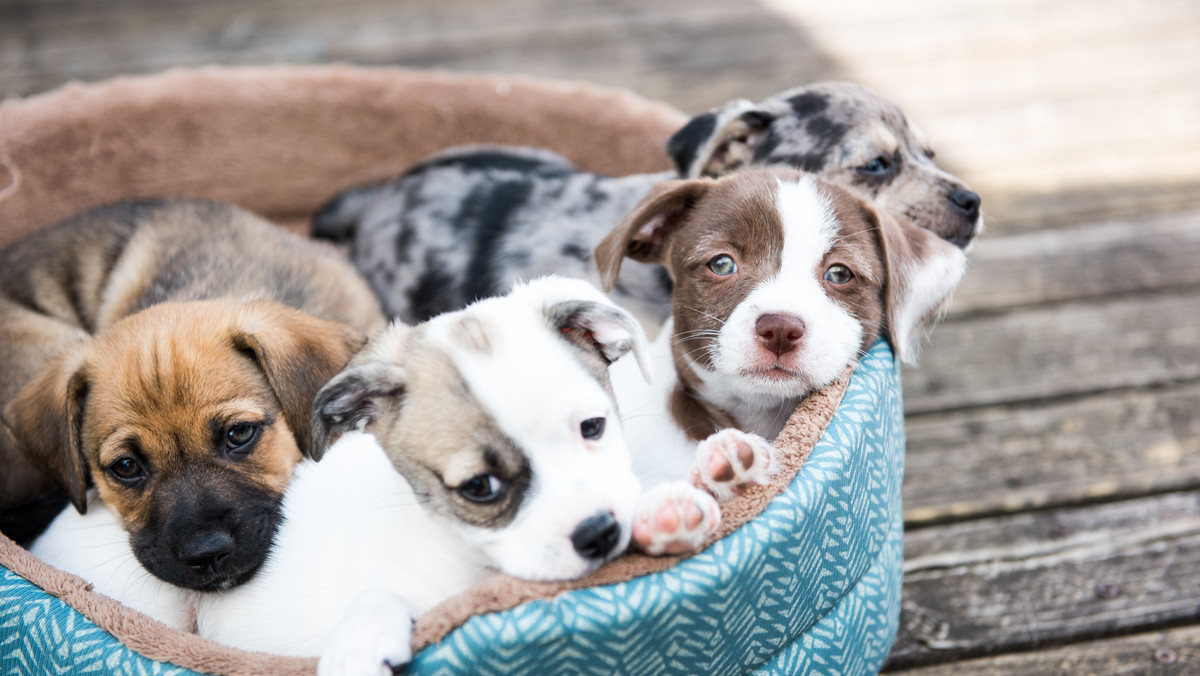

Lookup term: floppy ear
[872,207,969,365]
[310,324,411,455]
[593,179,712,293]
[547,297,652,384]
[666,99,775,179]
[231,305,367,461]
[2,345,92,514]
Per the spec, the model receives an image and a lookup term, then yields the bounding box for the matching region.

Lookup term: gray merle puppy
[314,81,982,326]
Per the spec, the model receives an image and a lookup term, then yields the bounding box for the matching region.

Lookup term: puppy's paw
[694,428,777,502]
[632,482,720,556]
[319,589,414,676]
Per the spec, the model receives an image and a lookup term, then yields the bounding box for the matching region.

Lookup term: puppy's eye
[107,457,145,485]
[707,254,737,276]
[924,148,937,160]
[857,156,892,174]
[824,265,854,285]
[580,417,606,441]
[458,474,506,503]
[224,422,261,455]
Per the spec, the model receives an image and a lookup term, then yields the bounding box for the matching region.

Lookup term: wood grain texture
[890,491,1200,668]
[903,290,1200,414]
[950,208,1200,316]
[904,381,1200,524]
[888,625,1200,675]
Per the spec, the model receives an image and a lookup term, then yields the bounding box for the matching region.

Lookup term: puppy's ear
[311,324,411,454]
[667,99,775,179]
[594,179,712,292]
[2,346,92,514]
[231,305,367,461]
[547,297,652,384]
[871,207,968,365]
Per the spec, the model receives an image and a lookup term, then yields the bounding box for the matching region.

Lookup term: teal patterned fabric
[1,338,904,676]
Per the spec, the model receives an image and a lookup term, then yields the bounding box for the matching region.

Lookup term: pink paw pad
[695,428,776,502]
[631,483,721,556]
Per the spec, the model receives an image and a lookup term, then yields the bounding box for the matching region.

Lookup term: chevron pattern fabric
[1,339,904,675]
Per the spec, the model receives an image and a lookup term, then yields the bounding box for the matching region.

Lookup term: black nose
[571,512,622,560]
[948,188,981,220]
[179,530,235,574]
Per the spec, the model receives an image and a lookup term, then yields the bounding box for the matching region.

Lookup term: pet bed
[0,66,903,675]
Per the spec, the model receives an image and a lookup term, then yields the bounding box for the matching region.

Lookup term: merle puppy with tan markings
[1,200,385,590]
[314,81,981,327]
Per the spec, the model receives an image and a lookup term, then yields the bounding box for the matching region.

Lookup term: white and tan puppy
[192,277,653,670]
[598,168,967,554]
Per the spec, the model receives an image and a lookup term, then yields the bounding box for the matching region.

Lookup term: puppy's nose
[571,512,622,560]
[180,530,235,574]
[948,188,981,221]
[756,314,805,356]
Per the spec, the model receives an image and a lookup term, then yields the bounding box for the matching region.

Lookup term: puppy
[191,277,651,669]
[2,200,385,590]
[312,81,981,326]
[596,168,967,553]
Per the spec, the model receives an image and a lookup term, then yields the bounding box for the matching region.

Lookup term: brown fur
[0,200,383,587]
[313,322,532,530]
[0,200,385,513]
[597,169,916,440]
[3,300,367,588]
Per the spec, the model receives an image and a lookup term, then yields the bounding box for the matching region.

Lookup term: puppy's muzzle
[131,475,282,591]
[756,313,805,357]
[570,511,622,561]
[945,187,982,248]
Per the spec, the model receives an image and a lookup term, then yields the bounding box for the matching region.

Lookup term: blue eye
[824,265,854,285]
[858,156,892,174]
[707,255,737,276]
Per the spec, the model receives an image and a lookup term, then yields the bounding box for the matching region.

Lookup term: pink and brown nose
[756,314,805,356]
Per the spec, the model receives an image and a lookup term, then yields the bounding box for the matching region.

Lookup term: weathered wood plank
[0,0,839,112]
[889,490,1200,668]
[950,208,1200,315]
[903,381,1200,524]
[887,625,1200,675]
[902,290,1200,414]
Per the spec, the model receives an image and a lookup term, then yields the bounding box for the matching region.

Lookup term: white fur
[612,177,863,490]
[30,278,650,670]
[196,277,646,663]
[195,431,488,656]
[891,244,967,365]
[31,493,197,632]
[422,283,644,581]
[706,177,863,427]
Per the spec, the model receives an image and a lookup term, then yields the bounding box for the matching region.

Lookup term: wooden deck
[4,0,1199,672]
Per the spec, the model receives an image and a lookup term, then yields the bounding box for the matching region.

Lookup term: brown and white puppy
[1,199,384,589]
[596,168,966,553]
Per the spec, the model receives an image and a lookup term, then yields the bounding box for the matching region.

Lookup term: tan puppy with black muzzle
[1,199,385,591]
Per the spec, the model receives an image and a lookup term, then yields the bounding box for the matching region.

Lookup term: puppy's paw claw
[695,428,776,502]
[319,589,413,676]
[632,482,720,556]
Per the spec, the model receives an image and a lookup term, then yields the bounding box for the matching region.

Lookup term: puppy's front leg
[319,589,414,676]
[631,482,721,555]
[693,428,778,502]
